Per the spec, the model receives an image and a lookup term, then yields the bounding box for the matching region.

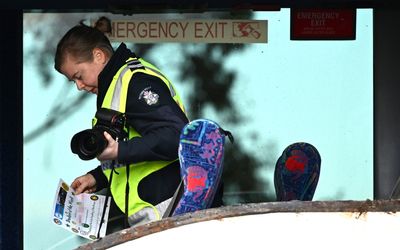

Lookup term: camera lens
[81,133,100,154]
[80,130,107,158]
[71,129,107,160]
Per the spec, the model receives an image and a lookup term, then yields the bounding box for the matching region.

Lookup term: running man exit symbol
[233,22,262,39]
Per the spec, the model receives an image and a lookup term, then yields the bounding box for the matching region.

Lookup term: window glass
[23,9,372,249]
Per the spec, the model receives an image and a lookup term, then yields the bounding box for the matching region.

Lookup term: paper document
[51,179,111,240]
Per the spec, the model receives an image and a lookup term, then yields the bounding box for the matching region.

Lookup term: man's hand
[71,173,97,195]
[97,131,119,161]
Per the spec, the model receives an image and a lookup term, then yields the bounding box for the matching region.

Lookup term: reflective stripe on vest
[98,57,186,218]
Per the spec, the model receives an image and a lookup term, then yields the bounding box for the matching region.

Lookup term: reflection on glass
[23,9,372,249]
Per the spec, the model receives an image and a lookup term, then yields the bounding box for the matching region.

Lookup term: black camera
[71,108,127,160]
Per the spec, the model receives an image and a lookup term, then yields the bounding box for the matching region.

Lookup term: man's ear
[93,48,107,64]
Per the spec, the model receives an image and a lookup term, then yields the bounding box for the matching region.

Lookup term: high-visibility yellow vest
[96,57,186,219]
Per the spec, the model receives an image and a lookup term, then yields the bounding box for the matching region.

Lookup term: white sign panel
[108,19,267,43]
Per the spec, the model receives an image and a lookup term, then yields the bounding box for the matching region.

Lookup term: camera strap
[124,161,130,228]
[97,160,117,239]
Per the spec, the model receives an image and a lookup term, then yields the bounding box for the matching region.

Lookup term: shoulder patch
[139,86,159,105]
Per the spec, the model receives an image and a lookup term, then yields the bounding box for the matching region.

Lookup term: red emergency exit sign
[291,9,356,40]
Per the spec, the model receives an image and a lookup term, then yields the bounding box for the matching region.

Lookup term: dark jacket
[89,43,223,209]
[89,43,187,205]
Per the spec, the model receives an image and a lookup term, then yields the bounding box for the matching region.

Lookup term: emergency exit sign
[291,9,356,40]
[106,19,268,44]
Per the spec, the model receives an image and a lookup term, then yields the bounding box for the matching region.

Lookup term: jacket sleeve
[87,165,108,191]
[117,72,189,164]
